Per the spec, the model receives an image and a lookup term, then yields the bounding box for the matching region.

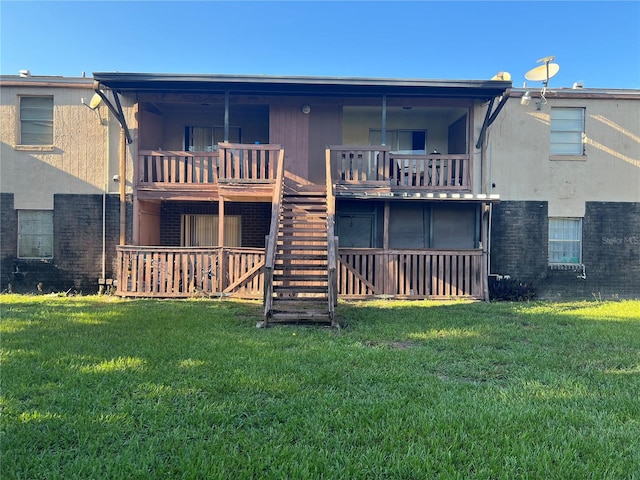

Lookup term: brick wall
[490,201,549,285]
[491,200,640,300]
[53,194,123,293]
[1,193,125,294]
[0,193,17,291]
[581,202,640,298]
[161,201,271,247]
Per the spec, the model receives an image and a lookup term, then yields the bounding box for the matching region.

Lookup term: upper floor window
[18,210,53,259]
[549,217,582,264]
[369,129,427,153]
[550,107,584,155]
[185,126,241,151]
[19,96,54,145]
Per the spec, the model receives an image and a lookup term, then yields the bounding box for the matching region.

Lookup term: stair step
[280,218,326,224]
[281,195,326,202]
[274,285,328,293]
[278,245,327,251]
[276,253,327,260]
[274,274,328,282]
[281,213,327,219]
[282,205,325,209]
[269,311,331,322]
[274,267,328,273]
[271,296,329,303]
[280,227,327,234]
[277,236,327,243]
[274,263,327,269]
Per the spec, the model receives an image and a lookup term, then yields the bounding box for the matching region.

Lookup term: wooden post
[218,195,225,292]
[119,127,126,246]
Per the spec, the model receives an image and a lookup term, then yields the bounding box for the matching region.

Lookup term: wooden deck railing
[337,249,483,298]
[325,148,338,323]
[115,246,482,300]
[137,143,282,188]
[328,145,471,191]
[263,147,286,321]
[115,246,265,298]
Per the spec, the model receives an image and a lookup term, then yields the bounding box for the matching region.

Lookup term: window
[185,126,241,151]
[19,96,54,145]
[549,218,582,264]
[181,214,241,246]
[337,214,375,248]
[18,210,53,259]
[550,107,584,155]
[369,129,427,153]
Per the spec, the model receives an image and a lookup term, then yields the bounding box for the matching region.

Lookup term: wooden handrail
[326,148,338,322]
[263,147,286,321]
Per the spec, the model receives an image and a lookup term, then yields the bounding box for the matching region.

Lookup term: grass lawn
[1,295,639,479]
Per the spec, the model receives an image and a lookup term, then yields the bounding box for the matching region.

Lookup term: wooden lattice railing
[115,246,264,298]
[327,145,471,191]
[337,249,483,298]
[137,143,283,187]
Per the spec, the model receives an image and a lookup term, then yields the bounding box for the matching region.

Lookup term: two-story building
[1,72,638,323]
[489,86,640,300]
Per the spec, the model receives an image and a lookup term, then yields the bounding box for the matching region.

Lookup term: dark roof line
[92,72,511,99]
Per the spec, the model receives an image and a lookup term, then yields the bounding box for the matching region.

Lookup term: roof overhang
[93,72,511,100]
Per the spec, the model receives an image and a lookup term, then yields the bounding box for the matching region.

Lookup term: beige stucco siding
[487,93,640,217]
[0,82,114,209]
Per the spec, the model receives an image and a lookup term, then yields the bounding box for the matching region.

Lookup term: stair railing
[325,148,339,325]
[263,146,286,322]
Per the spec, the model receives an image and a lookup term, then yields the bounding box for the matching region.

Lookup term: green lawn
[1,295,639,479]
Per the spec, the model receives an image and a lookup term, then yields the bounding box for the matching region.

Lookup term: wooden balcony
[136,143,283,200]
[328,146,472,195]
[115,246,483,300]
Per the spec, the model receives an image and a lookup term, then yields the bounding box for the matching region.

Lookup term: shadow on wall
[0,256,95,294]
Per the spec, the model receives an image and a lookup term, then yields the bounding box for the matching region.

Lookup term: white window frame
[548,217,582,265]
[550,107,585,156]
[18,210,54,259]
[19,96,54,145]
[181,214,241,247]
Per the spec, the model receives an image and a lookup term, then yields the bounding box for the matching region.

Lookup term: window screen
[20,96,54,145]
[18,210,53,258]
[549,218,582,264]
[550,108,584,155]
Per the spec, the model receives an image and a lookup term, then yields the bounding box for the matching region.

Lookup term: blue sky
[1,1,639,89]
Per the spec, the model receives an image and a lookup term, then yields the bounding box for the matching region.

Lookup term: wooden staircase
[267,184,334,325]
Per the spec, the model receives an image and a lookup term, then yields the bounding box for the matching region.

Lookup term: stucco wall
[0,81,117,209]
[487,91,640,216]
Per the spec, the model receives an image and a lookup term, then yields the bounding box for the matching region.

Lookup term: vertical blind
[181,215,241,247]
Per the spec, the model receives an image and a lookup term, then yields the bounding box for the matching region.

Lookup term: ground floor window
[548,217,582,264]
[336,200,479,249]
[181,214,241,246]
[18,210,53,258]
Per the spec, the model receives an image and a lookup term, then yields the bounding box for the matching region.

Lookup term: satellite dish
[88,93,102,110]
[525,63,560,82]
[491,71,512,81]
